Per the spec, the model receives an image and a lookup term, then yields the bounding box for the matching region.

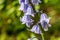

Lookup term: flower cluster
[19,0,51,34]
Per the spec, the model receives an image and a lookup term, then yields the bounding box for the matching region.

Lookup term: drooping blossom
[19,0,25,4]
[31,0,41,5]
[31,24,41,34]
[40,13,51,31]
[23,4,28,12]
[25,5,35,17]
[20,14,34,27]
[19,2,24,11]
[25,0,29,4]
[19,0,28,4]
[19,3,28,13]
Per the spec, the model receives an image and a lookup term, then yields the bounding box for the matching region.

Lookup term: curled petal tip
[44,28,48,31]
[48,24,51,27]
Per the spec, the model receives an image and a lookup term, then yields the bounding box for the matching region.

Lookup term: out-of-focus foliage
[0,0,60,40]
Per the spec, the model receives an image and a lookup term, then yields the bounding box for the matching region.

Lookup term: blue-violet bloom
[40,13,51,31]
[19,0,25,4]
[25,5,35,17]
[19,3,28,13]
[31,24,41,34]
[20,14,34,27]
[31,0,41,5]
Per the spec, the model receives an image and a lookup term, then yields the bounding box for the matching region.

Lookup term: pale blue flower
[25,0,29,4]
[23,4,28,13]
[19,2,24,11]
[19,0,28,4]
[40,13,51,31]
[31,24,41,34]
[19,3,28,13]
[31,0,41,5]
[25,5,35,17]
[19,0,25,4]
[31,0,38,5]
[20,14,34,27]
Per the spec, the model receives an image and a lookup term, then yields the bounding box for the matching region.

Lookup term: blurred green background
[0,0,60,40]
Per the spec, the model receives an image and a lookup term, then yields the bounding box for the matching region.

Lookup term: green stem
[41,33,45,40]
[40,26,45,40]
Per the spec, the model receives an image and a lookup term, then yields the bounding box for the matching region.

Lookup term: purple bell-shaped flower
[25,5,35,17]
[31,24,41,34]
[31,0,41,5]
[40,13,51,31]
[19,3,28,13]
[19,0,25,4]
[20,14,34,27]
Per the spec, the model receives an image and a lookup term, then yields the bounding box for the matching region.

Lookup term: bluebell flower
[20,14,34,27]
[19,2,24,11]
[19,2,28,13]
[19,0,28,4]
[31,0,41,5]
[25,5,35,17]
[23,4,28,13]
[31,0,38,5]
[19,0,25,4]
[31,24,41,34]
[40,13,51,31]
[25,0,29,4]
